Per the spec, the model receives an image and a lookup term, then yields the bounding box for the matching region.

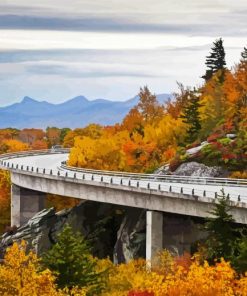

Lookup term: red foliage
[207,133,222,143]
[128,291,154,296]
[174,252,192,271]
[169,157,181,172]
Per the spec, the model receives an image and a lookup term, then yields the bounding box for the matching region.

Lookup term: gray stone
[173,161,224,177]
[114,208,146,264]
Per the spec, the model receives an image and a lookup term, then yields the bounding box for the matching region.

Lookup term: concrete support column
[11,184,46,227]
[146,210,163,263]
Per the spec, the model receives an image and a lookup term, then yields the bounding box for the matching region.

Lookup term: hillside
[0,94,170,129]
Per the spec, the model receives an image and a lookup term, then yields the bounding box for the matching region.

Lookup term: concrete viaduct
[1,149,247,261]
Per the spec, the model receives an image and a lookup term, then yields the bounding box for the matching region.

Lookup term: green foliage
[241,47,247,61]
[202,38,226,81]
[218,137,231,145]
[42,224,103,293]
[180,90,202,143]
[234,237,247,274]
[204,190,238,262]
[59,128,71,143]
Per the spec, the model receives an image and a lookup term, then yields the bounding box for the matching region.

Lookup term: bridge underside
[10,171,247,225]
[10,183,208,262]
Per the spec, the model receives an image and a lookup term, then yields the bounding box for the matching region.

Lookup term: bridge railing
[0,148,70,160]
[0,149,247,204]
[61,162,247,187]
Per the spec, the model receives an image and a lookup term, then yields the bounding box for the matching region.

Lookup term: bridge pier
[11,184,46,227]
[146,210,163,263]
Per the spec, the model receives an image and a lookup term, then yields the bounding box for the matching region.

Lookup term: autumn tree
[202,38,226,81]
[19,128,45,145]
[0,139,29,153]
[0,170,10,233]
[166,83,190,119]
[137,86,164,124]
[121,107,144,136]
[0,241,59,295]
[46,127,61,147]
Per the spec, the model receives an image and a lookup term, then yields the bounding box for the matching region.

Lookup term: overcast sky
[0,0,246,105]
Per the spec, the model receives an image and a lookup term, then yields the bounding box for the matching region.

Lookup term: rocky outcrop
[0,201,116,258]
[114,209,146,264]
[0,201,146,263]
[173,161,224,177]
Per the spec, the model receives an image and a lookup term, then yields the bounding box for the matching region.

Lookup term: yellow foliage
[1,139,29,153]
[0,241,60,296]
[100,252,247,296]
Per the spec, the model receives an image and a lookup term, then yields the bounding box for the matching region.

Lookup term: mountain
[0,94,171,129]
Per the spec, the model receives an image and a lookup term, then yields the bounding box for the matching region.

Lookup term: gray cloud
[26,64,160,78]
[0,14,246,37]
[0,0,246,105]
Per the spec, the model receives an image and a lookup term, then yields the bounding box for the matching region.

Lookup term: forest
[0,39,246,295]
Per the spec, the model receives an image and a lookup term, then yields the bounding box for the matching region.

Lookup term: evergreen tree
[204,190,238,262]
[202,38,226,81]
[241,47,247,61]
[234,237,247,273]
[180,90,201,143]
[42,224,103,292]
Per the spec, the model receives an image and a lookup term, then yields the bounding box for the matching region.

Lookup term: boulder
[173,161,224,177]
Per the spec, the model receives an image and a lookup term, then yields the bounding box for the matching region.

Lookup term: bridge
[1,149,247,260]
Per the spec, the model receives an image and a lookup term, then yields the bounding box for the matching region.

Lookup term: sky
[0,0,246,105]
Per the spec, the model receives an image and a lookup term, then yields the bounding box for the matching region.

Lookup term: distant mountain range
[0,94,171,129]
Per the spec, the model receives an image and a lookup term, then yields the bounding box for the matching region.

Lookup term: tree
[121,107,144,135]
[59,128,71,144]
[241,47,247,61]
[202,38,226,81]
[0,241,59,295]
[180,90,202,143]
[46,127,61,147]
[42,224,102,292]
[137,86,164,124]
[0,170,10,234]
[204,190,239,262]
[234,237,247,273]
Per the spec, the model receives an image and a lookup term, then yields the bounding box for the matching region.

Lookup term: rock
[173,161,224,177]
[154,164,170,175]
[186,142,208,155]
[113,208,146,264]
[0,201,144,263]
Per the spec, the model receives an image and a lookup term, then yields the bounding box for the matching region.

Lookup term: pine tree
[202,38,226,81]
[42,224,103,292]
[204,190,238,262]
[241,47,247,61]
[180,90,201,143]
[234,237,247,273]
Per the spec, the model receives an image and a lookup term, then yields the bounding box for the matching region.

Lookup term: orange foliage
[0,139,29,153]
[0,170,11,233]
[102,251,247,296]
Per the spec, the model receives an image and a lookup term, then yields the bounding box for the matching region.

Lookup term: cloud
[0,0,246,105]
[0,1,246,37]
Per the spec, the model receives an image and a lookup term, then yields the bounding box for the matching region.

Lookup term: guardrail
[0,148,70,161]
[0,149,247,204]
[61,162,247,187]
